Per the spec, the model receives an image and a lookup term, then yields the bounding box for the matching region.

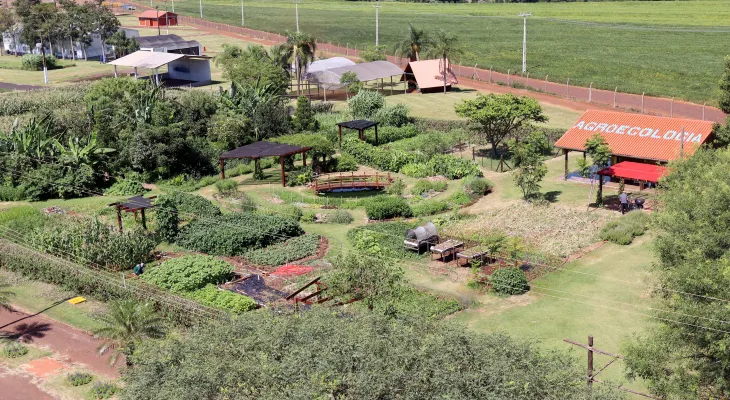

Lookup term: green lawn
[167,0,729,103]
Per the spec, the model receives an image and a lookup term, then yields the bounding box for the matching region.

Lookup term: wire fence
[122,2,728,123]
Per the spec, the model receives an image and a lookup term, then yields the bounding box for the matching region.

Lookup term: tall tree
[215,44,288,91]
[0,8,15,57]
[283,30,316,96]
[719,55,730,114]
[327,253,404,311]
[425,29,462,94]
[623,148,730,399]
[107,30,138,59]
[455,93,547,157]
[584,133,611,205]
[394,23,431,62]
[513,144,547,201]
[94,300,165,366]
[86,3,118,62]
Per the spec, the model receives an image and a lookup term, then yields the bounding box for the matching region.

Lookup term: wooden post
[375,172,378,187]
[374,125,378,145]
[116,207,123,232]
[302,151,307,167]
[563,149,569,180]
[338,125,342,149]
[588,335,594,388]
[220,159,225,179]
[141,208,147,230]
[390,76,393,95]
[280,156,286,187]
[598,176,604,205]
[583,152,586,160]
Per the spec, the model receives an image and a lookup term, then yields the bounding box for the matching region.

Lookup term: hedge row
[363,196,413,220]
[243,234,321,267]
[0,240,225,326]
[363,125,419,146]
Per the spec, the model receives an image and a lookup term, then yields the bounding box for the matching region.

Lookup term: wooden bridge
[313,172,392,193]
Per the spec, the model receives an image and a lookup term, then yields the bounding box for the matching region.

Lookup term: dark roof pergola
[219,141,312,187]
[336,120,379,148]
[108,195,157,232]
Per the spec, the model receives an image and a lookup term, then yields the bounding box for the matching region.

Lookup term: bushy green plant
[286,167,313,187]
[388,130,461,158]
[386,178,406,196]
[363,196,413,220]
[2,342,28,358]
[599,211,651,245]
[176,213,304,256]
[67,372,93,387]
[325,210,354,224]
[347,222,421,260]
[214,179,238,194]
[236,192,257,212]
[410,180,447,196]
[449,191,472,207]
[373,103,412,127]
[491,268,529,296]
[154,196,180,242]
[156,192,221,218]
[423,155,483,180]
[293,96,319,132]
[89,382,118,399]
[32,218,156,272]
[21,54,58,71]
[257,204,303,222]
[0,206,46,232]
[186,285,257,313]
[342,136,421,173]
[575,157,591,178]
[301,210,317,223]
[364,125,419,145]
[142,255,234,293]
[310,101,334,114]
[104,179,146,196]
[243,234,320,266]
[463,176,492,196]
[399,163,429,178]
[334,154,358,172]
[412,199,451,217]
[348,90,385,119]
[0,185,25,201]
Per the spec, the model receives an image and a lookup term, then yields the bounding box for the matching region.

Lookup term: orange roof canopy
[555,110,714,162]
[403,59,457,90]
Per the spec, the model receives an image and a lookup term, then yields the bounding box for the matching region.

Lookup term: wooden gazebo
[336,120,379,148]
[108,195,157,232]
[219,141,312,187]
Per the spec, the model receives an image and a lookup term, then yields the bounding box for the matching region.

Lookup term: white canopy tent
[304,57,355,76]
[303,60,404,99]
[109,51,185,85]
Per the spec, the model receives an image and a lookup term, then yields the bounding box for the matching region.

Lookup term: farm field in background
[165,0,730,104]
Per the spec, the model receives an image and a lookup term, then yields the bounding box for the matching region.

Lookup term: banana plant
[53,131,116,168]
[132,84,162,125]
[0,114,56,159]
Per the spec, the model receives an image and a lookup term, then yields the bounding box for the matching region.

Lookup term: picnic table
[430,239,464,262]
[456,246,489,267]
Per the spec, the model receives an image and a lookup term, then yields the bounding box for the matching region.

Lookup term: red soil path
[0,367,54,400]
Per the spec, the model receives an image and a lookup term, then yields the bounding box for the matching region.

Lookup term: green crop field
[163,0,730,104]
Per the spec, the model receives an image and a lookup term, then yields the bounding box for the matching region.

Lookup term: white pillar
[114,65,118,78]
[134,67,138,80]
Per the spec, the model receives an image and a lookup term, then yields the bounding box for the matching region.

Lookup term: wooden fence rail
[313,172,392,193]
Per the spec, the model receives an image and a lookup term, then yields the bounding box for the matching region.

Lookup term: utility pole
[241,0,244,26]
[165,0,170,35]
[171,0,174,13]
[519,13,531,74]
[375,2,381,46]
[295,0,301,32]
[199,0,203,19]
[156,6,161,36]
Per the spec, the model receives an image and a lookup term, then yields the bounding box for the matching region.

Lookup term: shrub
[293,96,319,132]
[423,155,483,180]
[89,382,118,399]
[388,130,461,158]
[599,211,651,245]
[575,157,591,178]
[104,179,145,196]
[0,185,25,201]
[176,213,304,256]
[2,342,28,358]
[155,196,180,242]
[363,196,412,220]
[325,210,353,224]
[412,200,451,217]
[342,136,421,173]
[257,204,303,222]
[491,268,529,295]
[236,192,257,212]
[67,372,93,387]
[243,234,320,266]
[348,90,385,119]
[364,125,419,145]
[286,167,313,187]
[21,54,58,71]
[156,192,221,218]
[399,163,429,178]
[373,103,411,127]
[449,191,472,207]
[410,180,447,196]
[215,179,238,194]
[463,176,492,196]
[301,210,317,223]
[311,101,334,114]
[386,178,406,196]
[347,222,420,259]
[186,285,257,313]
[142,255,234,293]
[334,154,358,172]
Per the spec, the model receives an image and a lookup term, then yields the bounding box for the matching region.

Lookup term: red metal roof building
[402,59,457,93]
[138,10,178,27]
[555,110,714,180]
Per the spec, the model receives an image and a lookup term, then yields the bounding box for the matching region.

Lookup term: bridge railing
[313,172,392,192]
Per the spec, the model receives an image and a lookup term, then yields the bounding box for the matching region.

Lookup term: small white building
[2,27,139,60]
[109,50,211,86]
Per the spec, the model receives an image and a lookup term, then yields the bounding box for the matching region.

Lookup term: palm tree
[426,29,463,94]
[0,279,15,312]
[393,23,431,62]
[268,43,291,74]
[94,300,165,366]
[283,31,317,96]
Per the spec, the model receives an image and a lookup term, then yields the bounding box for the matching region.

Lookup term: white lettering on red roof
[570,120,702,143]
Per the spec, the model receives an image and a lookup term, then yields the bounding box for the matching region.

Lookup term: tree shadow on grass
[542,191,562,203]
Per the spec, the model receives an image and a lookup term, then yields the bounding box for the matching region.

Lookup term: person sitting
[619,191,629,214]
[133,262,145,276]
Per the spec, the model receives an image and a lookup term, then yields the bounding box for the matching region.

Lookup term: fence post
[346,43,349,56]
[489,66,493,82]
[589,82,593,103]
[472,63,478,80]
[670,97,674,117]
[703,103,706,120]
[545,75,548,92]
[566,78,569,96]
[507,69,510,86]
[613,87,617,108]
[526,72,530,87]
[641,92,645,114]
[122,273,126,289]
